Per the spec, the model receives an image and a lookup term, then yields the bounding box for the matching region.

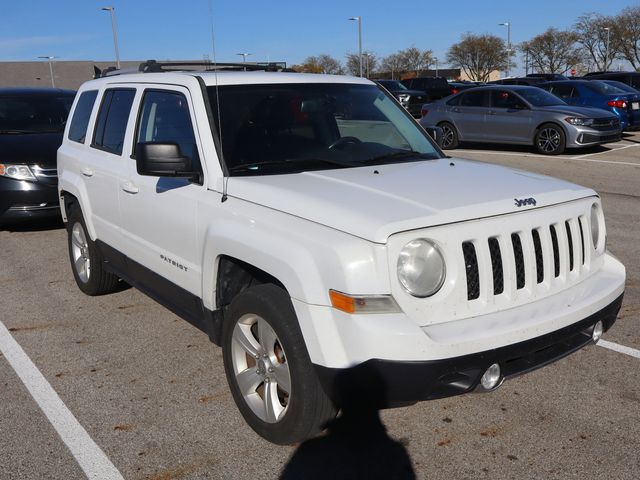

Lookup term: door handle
[487,110,497,115]
[452,108,461,113]
[121,181,139,194]
[80,167,94,177]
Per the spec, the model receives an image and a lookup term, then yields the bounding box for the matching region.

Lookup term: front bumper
[567,126,621,147]
[315,294,623,407]
[0,176,60,222]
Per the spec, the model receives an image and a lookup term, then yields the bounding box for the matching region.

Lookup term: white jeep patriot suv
[58,61,625,444]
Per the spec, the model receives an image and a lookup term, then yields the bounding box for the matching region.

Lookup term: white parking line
[598,339,640,359]
[457,147,640,167]
[0,321,124,480]
[570,143,640,160]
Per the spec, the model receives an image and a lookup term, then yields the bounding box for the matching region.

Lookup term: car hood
[0,132,63,167]
[226,158,595,243]
[536,105,615,118]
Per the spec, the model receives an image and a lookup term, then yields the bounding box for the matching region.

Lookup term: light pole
[434,57,438,77]
[37,56,56,87]
[603,27,611,71]
[236,53,252,63]
[363,53,371,78]
[101,6,121,69]
[349,16,363,77]
[499,21,511,77]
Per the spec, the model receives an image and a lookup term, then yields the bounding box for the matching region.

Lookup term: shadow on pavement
[1,217,65,232]
[280,364,416,480]
[454,142,612,156]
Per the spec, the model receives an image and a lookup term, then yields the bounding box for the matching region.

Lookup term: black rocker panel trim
[95,240,223,345]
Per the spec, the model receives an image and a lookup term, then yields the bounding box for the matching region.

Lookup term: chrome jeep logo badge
[514,197,537,207]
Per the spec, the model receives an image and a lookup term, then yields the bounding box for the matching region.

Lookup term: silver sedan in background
[419,85,622,155]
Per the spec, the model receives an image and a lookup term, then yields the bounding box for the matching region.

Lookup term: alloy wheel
[537,127,561,153]
[230,314,291,423]
[70,222,91,283]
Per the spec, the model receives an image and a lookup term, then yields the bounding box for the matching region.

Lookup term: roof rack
[94,59,294,78]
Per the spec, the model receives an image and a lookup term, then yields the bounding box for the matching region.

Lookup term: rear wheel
[67,205,119,295]
[535,123,566,155]
[439,121,459,149]
[223,284,336,444]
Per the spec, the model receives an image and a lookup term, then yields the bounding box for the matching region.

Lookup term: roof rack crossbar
[138,60,292,73]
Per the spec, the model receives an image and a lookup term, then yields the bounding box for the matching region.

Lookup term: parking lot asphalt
[1,133,639,480]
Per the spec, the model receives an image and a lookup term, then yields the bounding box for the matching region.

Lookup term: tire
[222,283,336,444]
[438,121,459,149]
[67,204,119,296]
[535,123,566,155]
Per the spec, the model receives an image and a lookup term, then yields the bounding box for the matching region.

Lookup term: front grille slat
[550,225,560,277]
[532,229,544,283]
[462,242,480,301]
[565,221,574,272]
[488,237,504,295]
[511,233,526,290]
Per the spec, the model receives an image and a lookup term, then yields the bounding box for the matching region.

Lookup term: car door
[487,90,534,143]
[119,86,203,296]
[451,90,489,141]
[82,87,136,249]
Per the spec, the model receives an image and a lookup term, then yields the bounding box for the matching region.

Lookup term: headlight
[590,202,602,249]
[0,163,37,181]
[565,117,594,126]
[398,93,410,105]
[397,239,446,297]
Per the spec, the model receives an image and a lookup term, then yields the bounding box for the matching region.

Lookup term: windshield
[585,81,627,95]
[0,94,74,133]
[208,83,442,176]
[379,80,407,91]
[517,88,567,107]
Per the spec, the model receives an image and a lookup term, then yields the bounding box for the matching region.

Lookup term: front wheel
[438,121,459,149]
[535,123,566,155]
[223,284,336,444]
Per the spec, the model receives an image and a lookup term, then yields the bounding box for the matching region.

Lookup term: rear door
[118,86,204,295]
[487,90,534,143]
[82,87,136,248]
[452,89,489,141]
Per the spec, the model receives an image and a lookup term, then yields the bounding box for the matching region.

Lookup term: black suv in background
[0,88,75,224]
[375,79,428,117]
[401,77,451,102]
[583,72,640,91]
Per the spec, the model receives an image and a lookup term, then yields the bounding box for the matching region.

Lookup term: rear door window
[68,90,98,143]
[92,88,136,155]
[549,85,576,99]
[460,90,487,107]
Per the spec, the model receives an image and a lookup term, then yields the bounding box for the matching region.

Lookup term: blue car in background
[541,80,640,131]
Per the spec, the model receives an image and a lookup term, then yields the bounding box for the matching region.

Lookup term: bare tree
[346,51,378,77]
[610,6,640,70]
[575,13,616,71]
[292,54,344,74]
[519,28,582,74]
[446,33,511,82]
[396,47,433,73]
[380,53,403,79]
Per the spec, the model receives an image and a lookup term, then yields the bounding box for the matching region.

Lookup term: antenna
[209,0,228,203]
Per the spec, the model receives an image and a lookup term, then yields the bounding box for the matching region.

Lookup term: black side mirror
[135,142,198,178]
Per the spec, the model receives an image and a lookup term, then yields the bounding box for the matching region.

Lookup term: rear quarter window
[68,90,98,143]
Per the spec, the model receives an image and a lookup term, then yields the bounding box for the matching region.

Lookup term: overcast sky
[1,0,635,72]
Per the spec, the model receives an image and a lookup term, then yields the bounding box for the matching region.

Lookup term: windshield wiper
[228,157,361,173]
[363,150,433,164]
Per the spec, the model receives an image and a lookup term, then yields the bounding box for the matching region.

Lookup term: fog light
[592,320,604,343]
[480,363,502,390]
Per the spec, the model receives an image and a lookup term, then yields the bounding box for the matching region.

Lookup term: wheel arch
[532,120,567,145]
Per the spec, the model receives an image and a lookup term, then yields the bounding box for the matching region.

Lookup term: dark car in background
[420,85,621,154]
[490,76,547,86]
[540,80,640,131]
[583,71,640,90]
[401,76,451,102]
[526,73,568,81]
[448,81,482,95]
[375,79,429,117]
[0,88,75,225]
